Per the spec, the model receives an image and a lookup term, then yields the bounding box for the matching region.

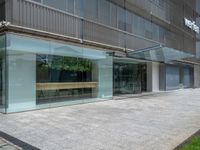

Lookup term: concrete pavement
[0,89,200,150]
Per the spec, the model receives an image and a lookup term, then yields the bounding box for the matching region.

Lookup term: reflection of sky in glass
[128,46,194,63]
[6,34,107,60]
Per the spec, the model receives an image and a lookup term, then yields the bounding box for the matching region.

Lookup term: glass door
[113,62,145,95]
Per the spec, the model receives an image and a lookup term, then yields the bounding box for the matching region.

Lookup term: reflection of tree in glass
[39,55,92,72]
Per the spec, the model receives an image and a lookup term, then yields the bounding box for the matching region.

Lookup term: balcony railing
[5,0,159,52]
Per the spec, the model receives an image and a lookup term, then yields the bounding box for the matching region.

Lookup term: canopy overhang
[127,45,194,63]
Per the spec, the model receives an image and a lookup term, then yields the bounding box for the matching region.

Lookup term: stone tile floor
[0,89,200,150]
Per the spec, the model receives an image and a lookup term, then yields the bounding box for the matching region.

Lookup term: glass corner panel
[5,33,114,112]
[6,34,51,112]
[0,34,6,113]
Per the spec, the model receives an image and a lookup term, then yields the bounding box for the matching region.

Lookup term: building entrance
[113,61,147,95]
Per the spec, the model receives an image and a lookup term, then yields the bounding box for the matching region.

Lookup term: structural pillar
[147,62,160,92]
[194,64,200,88]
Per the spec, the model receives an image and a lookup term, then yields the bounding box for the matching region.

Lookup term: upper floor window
[43,0,67,11]
[32,0,42,3]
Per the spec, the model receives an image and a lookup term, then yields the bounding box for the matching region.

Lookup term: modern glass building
[0,0,199,113]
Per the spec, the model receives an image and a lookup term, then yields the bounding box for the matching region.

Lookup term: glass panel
[83,0,98,21]
[117,7,125,30]
[75,0,83,16]
[110,3,118,28]
[36,55,94,104]
[113,60,146,95]
[98,0,111,25]
[6,34,51,112]
[66,0,74,14]
[6,34,113,112]
[0,0,5,22]
[43,0,67,11]
[128,46,194,62]
[0,35,6,113]
[32,0,42,3]
[126,11,133,33]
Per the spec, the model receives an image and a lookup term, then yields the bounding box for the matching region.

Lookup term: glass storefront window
[0,35,6,113]
[6,34,113,113]
[113,60,147,95]
[36,55,94,104]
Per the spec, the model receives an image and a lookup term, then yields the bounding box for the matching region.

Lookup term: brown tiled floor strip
[0,131,40,150]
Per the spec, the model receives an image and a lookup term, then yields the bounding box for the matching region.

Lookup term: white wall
[147,62,160,92]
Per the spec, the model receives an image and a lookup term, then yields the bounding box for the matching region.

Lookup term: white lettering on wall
[184,18,199,34]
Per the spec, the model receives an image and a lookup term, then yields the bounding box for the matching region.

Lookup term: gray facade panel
[159,64,166,91]
[7,0,82,39]
[166,65,180,90]
[3,0,198,58]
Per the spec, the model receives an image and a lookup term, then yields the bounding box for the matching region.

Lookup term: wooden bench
[36,82,98,91]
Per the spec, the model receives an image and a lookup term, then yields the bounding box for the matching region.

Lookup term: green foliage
[181,136,200,150]
[41,56,92,72]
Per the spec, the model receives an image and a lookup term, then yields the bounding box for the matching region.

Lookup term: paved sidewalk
[0,89,200,150]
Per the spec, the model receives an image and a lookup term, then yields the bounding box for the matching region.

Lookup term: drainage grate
[0,131,40,150]
[0,137,22,150]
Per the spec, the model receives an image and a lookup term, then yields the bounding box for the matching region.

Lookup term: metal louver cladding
[127,45,194,63]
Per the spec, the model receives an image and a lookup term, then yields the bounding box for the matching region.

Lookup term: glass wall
[0,35,6,113]
[0,0,5,22]
[113,60,147,95]
[36,55,94,104]
[6,33,113,113]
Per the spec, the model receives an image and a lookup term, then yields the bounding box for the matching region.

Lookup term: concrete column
[194,64,200,88]
[147,62,160,92]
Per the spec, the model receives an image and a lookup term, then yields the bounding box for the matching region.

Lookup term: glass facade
[128,46,194,63]
[36,55,94,104]
[4,33,113,113]
[0,0,198,113]
[113,61,147,95]
[0,35,6,113]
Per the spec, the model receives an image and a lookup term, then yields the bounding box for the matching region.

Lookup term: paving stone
[0,89,199,150]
